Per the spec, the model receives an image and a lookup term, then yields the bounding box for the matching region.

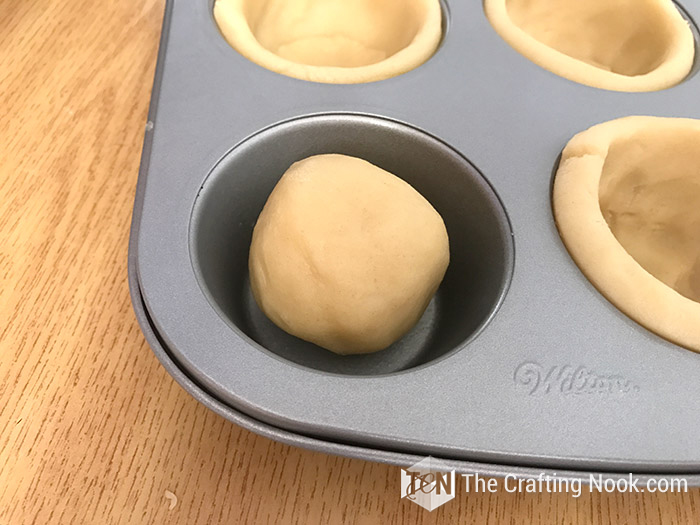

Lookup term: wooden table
[2,0,698,522]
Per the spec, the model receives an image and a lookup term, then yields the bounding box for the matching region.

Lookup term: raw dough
[484,0,695,92]
[553,116,700,352]
[213,0,442,84]
[248,154,450,355]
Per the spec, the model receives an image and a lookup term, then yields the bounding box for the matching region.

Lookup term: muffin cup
[213,0,445,83]
[190,114,513,375]
[484,0,697,92]
[553,116,700,353]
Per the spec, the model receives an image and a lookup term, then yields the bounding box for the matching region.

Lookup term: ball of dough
[249,154,450,355]
[213,0,442,84]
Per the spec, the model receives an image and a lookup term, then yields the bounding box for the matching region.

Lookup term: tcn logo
[400,457,456,511]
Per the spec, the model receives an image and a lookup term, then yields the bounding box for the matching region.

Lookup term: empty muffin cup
[213,0,443,83]
[190,114,513,375]
[484,0,696,92]
[553,116,700,352]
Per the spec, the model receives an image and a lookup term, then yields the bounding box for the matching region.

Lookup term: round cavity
[213,0,444,83]
[190,114,513,375]
[553,116,700,353]
[484,0,696,92]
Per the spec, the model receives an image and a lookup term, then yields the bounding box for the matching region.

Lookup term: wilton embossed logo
[514,362,640,395]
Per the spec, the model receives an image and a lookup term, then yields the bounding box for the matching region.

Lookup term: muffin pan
[130,0,700,481]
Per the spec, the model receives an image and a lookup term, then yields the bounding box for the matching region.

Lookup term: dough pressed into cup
[213,0,442,83]
[484,0,695,92]
[248,154,450,355]
[553,116,700,352]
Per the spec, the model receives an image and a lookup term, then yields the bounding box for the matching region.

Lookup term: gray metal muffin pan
[129,0,700,481]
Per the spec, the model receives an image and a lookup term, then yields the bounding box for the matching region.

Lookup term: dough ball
[484,0,694,92]
[213,0,442,84]
[553,116,700,353]
[249,154,450,355]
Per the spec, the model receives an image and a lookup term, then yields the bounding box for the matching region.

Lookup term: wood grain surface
[1,0,699,523]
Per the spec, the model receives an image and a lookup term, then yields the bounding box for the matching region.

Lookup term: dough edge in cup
[213,0,443,84]
[484,0,695,92]
[552,116,700,353]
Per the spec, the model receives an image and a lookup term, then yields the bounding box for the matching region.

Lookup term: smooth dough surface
[553,116,700,352]
[213,0,442,83]
[484,0,695,92]
[248,154,450,355]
